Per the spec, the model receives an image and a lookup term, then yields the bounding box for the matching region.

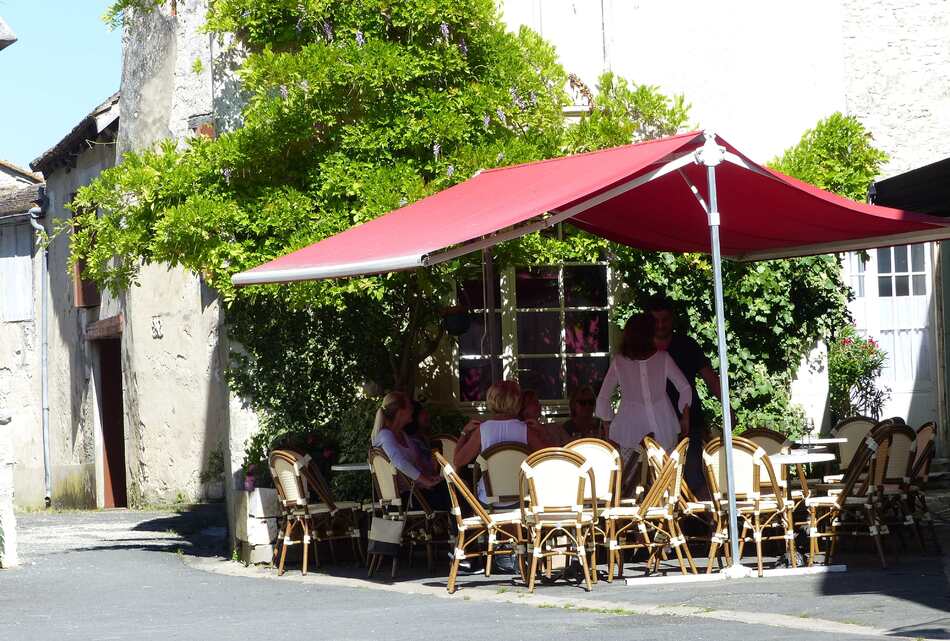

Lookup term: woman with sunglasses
[561,385,606,440]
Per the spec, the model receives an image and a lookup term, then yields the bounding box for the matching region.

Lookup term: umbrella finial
[696,130,725,168]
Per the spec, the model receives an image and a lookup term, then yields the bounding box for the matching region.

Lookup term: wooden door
[99,338,127,508]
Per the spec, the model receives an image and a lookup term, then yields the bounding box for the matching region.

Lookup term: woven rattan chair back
[270,450,308,507]
[519,448,595,520]
[432,435,458,463]
[434,451,493,527]
[369,447,401,506]
[566,438,621,504]
[741,428,791,489]
[476,442,530,507]
[832,416,877,471]
[703,436,784,508]
[878,423,917,484]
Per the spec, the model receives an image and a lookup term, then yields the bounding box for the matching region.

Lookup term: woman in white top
[454,380,547,503]
[596,313,692,453]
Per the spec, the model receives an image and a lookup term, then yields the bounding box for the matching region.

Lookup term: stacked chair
[268,449,363,575]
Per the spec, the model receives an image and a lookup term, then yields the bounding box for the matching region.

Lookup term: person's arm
[376,430,421,481]
[453,422,481,469]
[700,365,721,400]
[595,358,620,425]
[665,353,692,411]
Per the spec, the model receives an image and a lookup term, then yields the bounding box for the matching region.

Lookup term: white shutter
[0,222,34,322]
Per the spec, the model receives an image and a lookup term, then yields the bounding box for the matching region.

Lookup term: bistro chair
[434,452,527,593]
[828,416,876,480]
[804,428,891,568]
[268,449,341,575]
[873,423,925,551]
[367,448,448,577]
[519,448,597,592]
[432,434,458,464]
[702,436,796,577]
[603,439,696,579]
[566,438,621,582]
[474,442,530,510]
[283,448,365,565]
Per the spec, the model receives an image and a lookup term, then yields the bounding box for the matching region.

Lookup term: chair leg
[528,529,542,593]
[301,518,311,576]
[447,530,464,594]
[485,531,495,578]
[576,526,592,592]
[753,513,764,578]
[675,522,697,574]
[391,555,399,579]
[866,505,887,569]
[278,518,294,576]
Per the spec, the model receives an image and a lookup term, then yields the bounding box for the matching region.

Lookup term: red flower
[842,338,853,346]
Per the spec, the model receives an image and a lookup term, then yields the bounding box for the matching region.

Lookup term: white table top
[795,437,848,445]
[771,452,836,465]
[788,447,826,455]
[330,463,371,472]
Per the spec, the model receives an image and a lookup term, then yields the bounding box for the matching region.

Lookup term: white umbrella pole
[698,132,747,576]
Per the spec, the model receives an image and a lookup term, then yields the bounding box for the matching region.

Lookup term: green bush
[828,325,889,422]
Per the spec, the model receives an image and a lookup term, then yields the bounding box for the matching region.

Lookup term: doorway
[99,338,127,508]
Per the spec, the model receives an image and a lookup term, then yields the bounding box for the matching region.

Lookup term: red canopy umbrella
[233,131,950,576]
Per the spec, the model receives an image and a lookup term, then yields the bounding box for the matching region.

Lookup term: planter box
[244,488,280,518]
[238,540,275,565]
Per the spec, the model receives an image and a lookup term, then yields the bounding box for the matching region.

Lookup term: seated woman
[454,380,547,504]
[595,313,691,456]
[561,385,607,441]
[520,389,570,447]
[371,391,448,510]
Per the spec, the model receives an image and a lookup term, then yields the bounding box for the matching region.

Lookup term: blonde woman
[454,380,547,500]
[371,392,448,508]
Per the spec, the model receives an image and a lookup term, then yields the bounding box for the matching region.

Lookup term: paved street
[1,505,948,641]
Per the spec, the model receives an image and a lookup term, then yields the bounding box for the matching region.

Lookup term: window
[848,252,866,298]
[877,244,926,298]
[456,263,612,402]
[0,222,33,322]
[457,273,502,403]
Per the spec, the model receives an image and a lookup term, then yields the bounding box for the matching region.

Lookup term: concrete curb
[185,556,911,639]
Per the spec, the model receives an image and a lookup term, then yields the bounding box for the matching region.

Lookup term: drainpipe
[27,192,51,508]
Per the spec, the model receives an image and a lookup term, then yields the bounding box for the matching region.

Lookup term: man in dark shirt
[646,294,722,496]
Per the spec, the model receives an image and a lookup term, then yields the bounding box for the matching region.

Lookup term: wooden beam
[84,314,123,341]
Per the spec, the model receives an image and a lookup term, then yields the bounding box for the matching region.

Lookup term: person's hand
[462,419,480,435]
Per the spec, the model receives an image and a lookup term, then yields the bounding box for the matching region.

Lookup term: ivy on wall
[85,1,884,482]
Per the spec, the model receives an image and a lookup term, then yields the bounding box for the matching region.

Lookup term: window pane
[459,312,502,356]
[515,267,559,308]
[564,265,607,307]
[564,311,609,353]
[877,248,892,274]
[894,245,909,273]
[912,274,926,296]
[878,276,893,297]
[458,275,500,310]
[911,244,925,272]
[518,357,563,400]
[895,275,910,296]
[517,311,561,354]
[851,275,865,298]
[567,357,609,397]
[459,359,499,402]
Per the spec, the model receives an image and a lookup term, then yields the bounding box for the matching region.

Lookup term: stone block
[238,540,275,565]
[246,488,280,518]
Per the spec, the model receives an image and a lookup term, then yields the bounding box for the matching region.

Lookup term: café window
[456,263,612,402]
[877,244,926,298]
